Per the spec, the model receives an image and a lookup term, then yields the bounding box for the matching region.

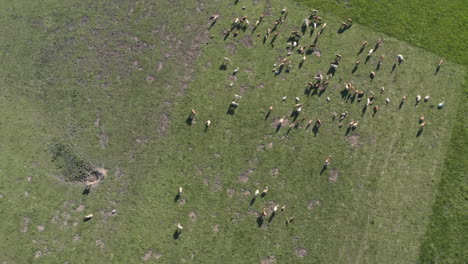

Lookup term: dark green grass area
[0,0,465,263]
[296,0,468,65]
[417,83,467,264]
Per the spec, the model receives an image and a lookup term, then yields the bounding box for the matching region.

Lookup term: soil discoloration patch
[37,225,45,232]
[272,118,290,127]
[239,168,254,183]
[98,131,109,148]
[313,50,321,57]
[213,224,219,232]
[257,144,265,151]
[227,188,235,198]
[240,35,254,48]
[73,234,81,242]
[143,250,162,261]
[261,256,276,264]
[239,84,249,94]
[329,169,339,183]
[96,239,105,248]
[21,217,30,233]
[115,167,125,177]
[308,199,321,210]
[225,43,236,54]
[189,211,198,222]
[76,205,85,212]
[158,112,170,136]
[295,247,308,257]
[346,134,362,147]
[271,168,279,177]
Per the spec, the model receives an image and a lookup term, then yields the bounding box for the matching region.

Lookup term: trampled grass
[0,0,465,263]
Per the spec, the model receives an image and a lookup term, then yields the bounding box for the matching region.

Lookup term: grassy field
[295,1,467,263]
[0,0,465,263]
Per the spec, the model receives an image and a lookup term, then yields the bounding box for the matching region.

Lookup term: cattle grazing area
[0,0,465,263]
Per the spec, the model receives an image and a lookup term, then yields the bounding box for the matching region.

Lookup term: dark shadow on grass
[186,115,194,125]
[174,194,181,202]
[82,185,91,195]
[219,64,227,70]
[320,165,327,175]
[82,217,91,222]
[208,21,217,30]
[173,230,181,240]
[416,128,423,137]
[391,63,396,73]
[268,212,276,223]
[361,105,367,116]
[226,108,236,115]
[357,46,365,55]
[275,123,282,133]
[365,55,371,64]
[399,101,405,110]
[312,125,320,137]
[345,127,351,136]
[250,197,256,206]
[257,216,264,227]
[340,89,349,99]
[265,111,271,120]
[435,65,440,75]
[352,65,358,74]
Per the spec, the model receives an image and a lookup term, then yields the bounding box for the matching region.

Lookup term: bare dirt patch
[225,43,236,54]
[96,239,105,248]
[73,234,81,242]
[98,131,109,148]
[307,199,321,210]
[213,224,219,232]
[295,247,308,257]
[346,134,362,147]
[146,75,155,83]
[313,50,321,57]
[227,188,235,198]
[76,205,85,212]
[257,83,265,89]
[261,256,276,264]
[115,167,125,177]
[20,217,30,233]
[240,35,254,48]
[257,144,265,151]
[329,169,339,183]
[272,118,290,127]
[239,169,254,183]
[271,168,279,177]
[189,211,198,222]
[239,84,249,94]
[143,250,162,261]
[158,112,170,136]
[37,225,45,232]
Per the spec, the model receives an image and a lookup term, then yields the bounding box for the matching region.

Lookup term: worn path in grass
[0,0,465,263]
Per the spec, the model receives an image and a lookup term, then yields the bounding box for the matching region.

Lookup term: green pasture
[0,0,465,263]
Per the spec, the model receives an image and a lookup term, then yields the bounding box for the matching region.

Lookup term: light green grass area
[294,1,467,263]
[0,0,465,263]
